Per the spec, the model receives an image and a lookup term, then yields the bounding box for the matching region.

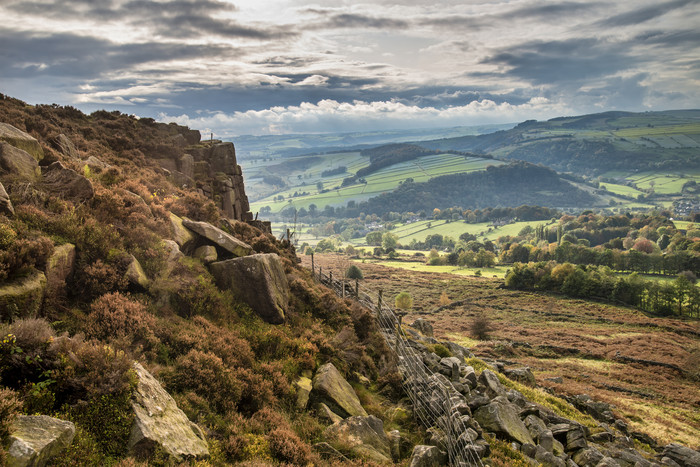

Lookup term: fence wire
[315,270,485,467]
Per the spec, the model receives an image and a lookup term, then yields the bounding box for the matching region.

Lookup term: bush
[268,427,312,465]
[471,313,493,340]
[346,264,363,280]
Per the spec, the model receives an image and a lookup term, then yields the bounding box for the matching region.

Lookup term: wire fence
[314,267,486,467]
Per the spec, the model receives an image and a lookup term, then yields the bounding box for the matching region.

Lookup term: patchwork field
[303,254,700,449]
[248,153,502,213]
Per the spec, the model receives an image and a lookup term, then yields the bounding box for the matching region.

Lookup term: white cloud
[159,96,569,137]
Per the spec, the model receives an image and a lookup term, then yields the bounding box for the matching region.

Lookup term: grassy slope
[305,254,700,448]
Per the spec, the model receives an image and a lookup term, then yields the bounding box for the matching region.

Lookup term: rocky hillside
[0,94,698,467]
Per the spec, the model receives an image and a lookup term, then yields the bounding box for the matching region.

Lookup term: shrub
[471,313,493,340]
[346,264,363,280]
[74,257,130,300]
[268,427,312,465]
[430,344,452,358]
[0,386,21,447]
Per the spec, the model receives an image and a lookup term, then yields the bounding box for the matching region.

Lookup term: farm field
[249,153,502,214]
[602,170,700,195]
[303,254,700,449]
[354,258,510,278]
[599,182,644,198]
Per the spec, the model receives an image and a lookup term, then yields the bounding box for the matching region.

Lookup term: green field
[602,170,700,195]
[354,258,511,278]
[250,153,502,214]
[599,182,644,197]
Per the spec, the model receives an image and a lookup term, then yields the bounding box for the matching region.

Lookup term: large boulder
[409,445,448,467]
[324,416,391,463]
[169,213,195,250]
[0,142,40,180]
[294,376,312,410]
[0,181,14,215]
[479,369,507,398]
[181,218,252,257]
[662,443,700,467]
[45,243,76,297]
[503,367,536,386]
[473,397,534,445]
[209,253,288,324]
[7,415,75,467]
[0,270,46,321]
[311,362,367,419]
[40,162,94,202]
[129,362,209,461]
[0,123,44,161]
[410,318,434,337]
[125,255,149,290]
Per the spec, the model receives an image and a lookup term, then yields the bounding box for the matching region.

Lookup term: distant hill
[418,110,700,174]
[357,161,596,215]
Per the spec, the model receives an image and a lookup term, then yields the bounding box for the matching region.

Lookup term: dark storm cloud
[7,0,294,40]
[596,0,696,27]
[0,29,235,78]
[478,37,640,84]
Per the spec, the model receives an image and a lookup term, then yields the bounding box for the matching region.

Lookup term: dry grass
[304,253,700,449]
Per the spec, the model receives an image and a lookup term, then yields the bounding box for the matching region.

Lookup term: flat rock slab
[8,415,75,467]
[662,443,700,467]
[324,415,391,463]
[129,362,209,461]
[210,253,288,324]
[0,123,44,161]
[181,218,252,257]
[311,362,367,419]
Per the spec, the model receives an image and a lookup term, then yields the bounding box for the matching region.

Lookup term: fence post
[355,279,359,298]
[319,266,322,282]
[311,253,315,279]
[342,280,346,298]
[329,271,333,287]
[395,313,403,354]
[377,289,383,319]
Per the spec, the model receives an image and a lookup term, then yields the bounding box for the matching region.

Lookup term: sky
[1,0,699,137]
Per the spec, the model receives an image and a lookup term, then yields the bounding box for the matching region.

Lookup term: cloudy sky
[1,0,699,136]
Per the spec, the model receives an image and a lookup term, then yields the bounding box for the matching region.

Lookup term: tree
[366,231,383,246]
[395,291,413,311]
[308,204,317,217]
[316,181,324,192]
[438,291,450,306]
[346,264,363,280]
[382,232,398,250]
[471,312,492,340]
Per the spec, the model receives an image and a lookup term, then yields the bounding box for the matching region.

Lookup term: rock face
[40,162,94,202]
[0,123,44,161]
[209,253,288,324]
[0,142,40,180]
[129,362,209,461]
[0,270,47,321]
[0,180,14,215]
[7,415,75,467]
[311,362,367,419]
[324,416,391,463]
[181,218,252,258]
[45,243,76,297]
[473,397,534,445]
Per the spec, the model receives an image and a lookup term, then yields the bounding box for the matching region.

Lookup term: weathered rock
[311,362,367,419]
[473,398,534,445]
[0,142,40,180]
[597,457,621,467]
[565,426,588,452]
[162,240,183,264]
[179,154,194,179]
[409,445,448,467]
[313,402,344,424]
[534,444,566,467]
[45,243,75,297]
[504,367,536,386]
[572,446,604,466]
[210,253,289,324]
[0,123,44,161]
[85,156,110,169]
[169,213,196,250]
[194,245,217,264]
[125,255,149,290]
[462,365,478,389]
[313,442,348,461]
[571,394,615,423]
[662,443,700,467]
[181,218,252,257]
[0,270,46,321]
[0,181,14,215]
[40,162,94,202]
[129,362,209,461]
[51,134,79,159]
[324,416,391,463]
[425,427,447,451]
[294,376,312,410]
[479,369,507,398]
[7,415,75,467]
[410,318,434,337]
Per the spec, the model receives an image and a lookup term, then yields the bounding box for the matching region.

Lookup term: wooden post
[377,289,383,318]
[329,271,333,289]
[395,313,403,354]
[342,280,346,298]
[311,253,315,278]
[355,279,359,298]
[286,228,291,243]
[319,266,323,282]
